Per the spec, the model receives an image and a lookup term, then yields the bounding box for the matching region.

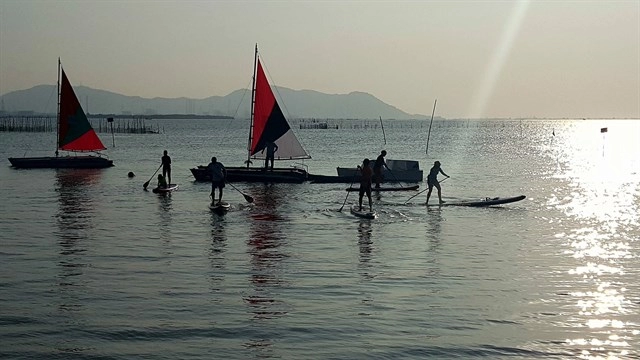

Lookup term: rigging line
[425,99,437,155]
[214,77,253,152]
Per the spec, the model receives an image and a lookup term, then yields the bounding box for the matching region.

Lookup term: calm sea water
[1,118,639,359]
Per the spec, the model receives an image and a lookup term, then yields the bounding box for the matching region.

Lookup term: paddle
[226,182,254,203]
[143,164,163,190]
[338,170,359,212]
[384,166,405,189]
[404,176,449,204]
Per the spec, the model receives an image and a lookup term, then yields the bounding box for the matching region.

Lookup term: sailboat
[8,59,113,169]
[191,45,310,183]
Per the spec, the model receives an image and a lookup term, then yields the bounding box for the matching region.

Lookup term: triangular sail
[59,68,106,152]
[250,59,310,160]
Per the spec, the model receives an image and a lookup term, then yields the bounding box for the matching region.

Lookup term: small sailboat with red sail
[191,45,310,183]
[8,59,114,169]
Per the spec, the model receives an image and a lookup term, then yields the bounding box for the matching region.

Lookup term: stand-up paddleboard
[152,184,179,194]
[350,205,377,219]
[427,195,526,207]
[210,201,231,214]
[346,184,419,192]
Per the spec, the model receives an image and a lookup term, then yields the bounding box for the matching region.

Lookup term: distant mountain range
[0,85,437,120]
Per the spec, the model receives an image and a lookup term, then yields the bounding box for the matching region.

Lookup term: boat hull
[8,156,114,169]
[190,166,308,183]
[337,159,423,183]
[346,185,419,192]
[307,174,355,183]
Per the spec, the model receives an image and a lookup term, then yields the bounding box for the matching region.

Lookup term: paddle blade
[143,180,150,190]
[244,194,254,203]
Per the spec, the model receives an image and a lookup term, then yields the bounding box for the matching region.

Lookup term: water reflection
[208,214,227,292]
[549,121,640,358]
[357,220,375,280]
[156,194,173,243]
[242,184,290,358]
[54,169,102,312]
[424,208,443,278]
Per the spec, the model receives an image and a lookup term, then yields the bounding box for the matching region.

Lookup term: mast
[56,58,61,156]
[246,44,258,168]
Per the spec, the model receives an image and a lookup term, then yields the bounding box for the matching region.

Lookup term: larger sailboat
[8,59,113,169]
[191,45,310,183]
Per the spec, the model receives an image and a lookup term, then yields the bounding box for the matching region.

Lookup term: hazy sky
[1,0,638,119]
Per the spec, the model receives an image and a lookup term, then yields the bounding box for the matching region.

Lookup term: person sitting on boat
[207,157,226,205]
[262,141,278,171]
[161,150,172,186]
[426,161,449,205]
[157,174,168,189]
[358,158,373,212]
[373,150,388,188]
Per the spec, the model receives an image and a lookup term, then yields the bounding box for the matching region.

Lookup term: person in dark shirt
[207,157,226,205]
[263,141,279,171]
[157,174,168,189]
[358,158,373,212]
[161,150,172,186]
[373,150,388,188]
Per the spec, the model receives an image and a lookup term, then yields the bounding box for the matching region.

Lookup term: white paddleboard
[152,184,179,194]
[350,205,377,219]
[209,201,231,213]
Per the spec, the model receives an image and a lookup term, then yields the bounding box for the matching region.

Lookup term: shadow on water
[242,184,290,358]
[53,169,102,337]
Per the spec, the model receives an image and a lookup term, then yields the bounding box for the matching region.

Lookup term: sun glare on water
[553,120,640,359]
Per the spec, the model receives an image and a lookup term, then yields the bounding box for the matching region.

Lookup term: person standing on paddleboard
[373,150,389,189]
[161,150,172,186]
[426,161,449,205]
[207,157,226,205]
[358,158,373,212]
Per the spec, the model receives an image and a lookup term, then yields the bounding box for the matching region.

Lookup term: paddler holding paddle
[207,157,226,205]
[373,150,388,189]
[358,158,373,212]
[426,161,449,205]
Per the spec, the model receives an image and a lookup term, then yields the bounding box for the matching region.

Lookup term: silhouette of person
[263,141,278,171]
[161,150,172,186]
[373,150,388,188]
[207,157,226,205]
[426,161,449,205]
[358,158,373,212]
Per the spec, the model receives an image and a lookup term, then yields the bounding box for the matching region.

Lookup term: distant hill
[0,85,436,120]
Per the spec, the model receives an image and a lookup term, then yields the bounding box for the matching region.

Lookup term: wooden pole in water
[425,99,437,155]
[379,116,386,145]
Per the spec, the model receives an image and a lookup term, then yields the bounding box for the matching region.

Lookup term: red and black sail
[58,68,106,152]
[250,59,309,160]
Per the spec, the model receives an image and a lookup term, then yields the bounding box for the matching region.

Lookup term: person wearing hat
[426,161,449,205]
